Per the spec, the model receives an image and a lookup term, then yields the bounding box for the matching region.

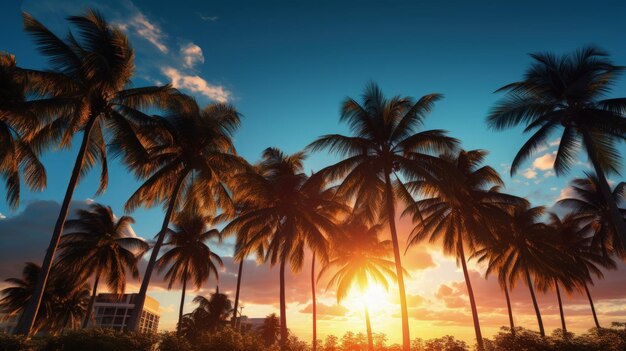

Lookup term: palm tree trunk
[457,238,484,350]
[311,253,317,351]
[554,279,567,336]
[231,259,244,329]
[127,171,188,331]
[178,266,188,337]
[383,171,410,351]
[582,131,626,246]
[584,282,601,329]
[364,304,373,351]
[14,116,99,336]
[279,258,288,351]
[525,269,545,337]
[503,282,515,335]
[82,268,102,328]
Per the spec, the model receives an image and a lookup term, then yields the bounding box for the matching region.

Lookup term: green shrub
[159,332,193,351]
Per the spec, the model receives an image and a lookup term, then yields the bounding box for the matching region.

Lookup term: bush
[159,332,193,351]
[42,328,158,351]
[0,333,29,351]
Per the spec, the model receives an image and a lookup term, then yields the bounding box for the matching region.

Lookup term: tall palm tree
[259,313,280,347]
[549,212,617,329]
[179,289,233,340]
[156,208,223,336]
[557,174,626,259]
[311,252,318,351]
[474,204,561,337]
[55,203,147,328]
[47,275,90,333]
[15,10,173,335]
[318,218,398,351]
[124,96,245,331]
[226,148,342,350]
[0,53,46,208]
[404,150,523,350]
[308,82,458,351]
[487,46,626,252]
[0,263,50,334]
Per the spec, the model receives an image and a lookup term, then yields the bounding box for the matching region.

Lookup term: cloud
[0,213,5,220]
[180,43,205,68]
[521,168,538,179]
[120,12,168,53]
[162,67,230,102]
[197,13,219,21]
[299,302,349,317]
[532,152,556,171]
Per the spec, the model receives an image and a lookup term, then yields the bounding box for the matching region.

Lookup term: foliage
[41,328,158,351]
[0,333,28,351]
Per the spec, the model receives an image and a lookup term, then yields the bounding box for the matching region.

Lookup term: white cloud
[556,187,576,202]
[122,12,168,53]
[522,168,538,179]
[0,213,5,220]
[532,152,556,171]
[550,187,558,191]
[85,198,95,204]
[543,170,555,178]
[180,43,204,68]
[162,67,230,102]
[549,138,561,147]
[197,13,219,21]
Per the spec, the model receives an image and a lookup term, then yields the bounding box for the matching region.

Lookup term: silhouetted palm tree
[226,148,341,350]
[124,95,245,331]
[156,208,223,336]
[549,213,617,329]
[0,262,90,334]
[487,46,626,254]
[179,288,232,340]
[558,174,626,259]
[55,203,147,328]
[319,218,398,351]
[308,82,458,351]
[475,204,561,337]
[405,150,523,350]
[15,10,173,335]
[259,313,280,347]
[0,53,46,208]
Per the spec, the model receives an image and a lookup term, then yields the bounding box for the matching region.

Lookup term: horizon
[1,0,626,347]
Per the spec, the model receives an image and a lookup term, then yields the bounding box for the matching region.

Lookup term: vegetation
[0,7,625,351]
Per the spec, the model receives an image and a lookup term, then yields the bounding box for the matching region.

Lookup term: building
[92,293,160,334]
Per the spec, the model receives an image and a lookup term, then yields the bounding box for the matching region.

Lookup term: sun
[342,283,391,314]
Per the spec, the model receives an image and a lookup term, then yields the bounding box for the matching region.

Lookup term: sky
[1,0,626,345]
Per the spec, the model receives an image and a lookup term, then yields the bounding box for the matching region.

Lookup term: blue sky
[3,0,625,239]
[2,0,626,339]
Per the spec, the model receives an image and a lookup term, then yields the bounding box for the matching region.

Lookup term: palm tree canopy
[56,203,148,295]
[473,204,565,289]
[547,212,617,290]
[124,95,245,217]
[156,209,223,289]
[405,149,526,256]
[180,289,233,338]
[22,9,175,195]
[226,147,344,272]
[487,46,626,176]
[319,218,398,302]
[0,53,46,207]
[557,174,626,258]
[308,82,459,223]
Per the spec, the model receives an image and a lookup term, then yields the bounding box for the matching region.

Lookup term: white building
[92,293,160,334]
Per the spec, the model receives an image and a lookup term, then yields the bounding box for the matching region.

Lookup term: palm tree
[404,150,523,350]
[549,212,617,329]
[259,313,280,347]
[308,82,458,351]
[179,288,232,340]
[487,46,626,252]
[55,203,147,328]
[0,262,90,334]
[557,174,626,259]
[311,252,318,351]
[318,218,398,351]
[156,208,223,336]
[15,10,173,335]
[124,96,245,331]
[475,204,561,337]
[226,148,342,350]
[0,53,46,208]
